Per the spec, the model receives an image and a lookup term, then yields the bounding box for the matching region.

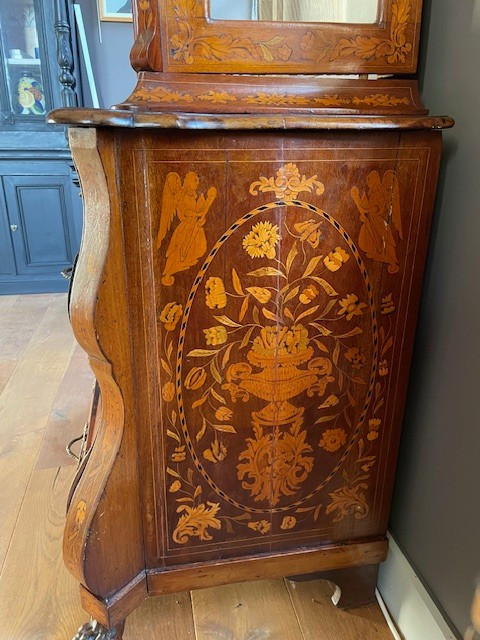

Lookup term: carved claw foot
[73,619,125,640]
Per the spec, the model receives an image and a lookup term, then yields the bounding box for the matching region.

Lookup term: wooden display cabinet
[49,0,453,637]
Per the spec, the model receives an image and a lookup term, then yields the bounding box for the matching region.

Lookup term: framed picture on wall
[98,0,132,22]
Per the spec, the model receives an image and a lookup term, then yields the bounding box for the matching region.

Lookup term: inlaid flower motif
[294,219,322,248]
[251,326,286,358]
[250,164,324,202]
[280,516,297,530]
[324,247,350,272]
[171,445,186,462]
[170,33,194,65]
[169,480,181,493]
[199,90,236,105]
[381,293,395,315]
[319,394,340,408]
[275,163,302,199]
[299,285,319,305]
[278,44,293,61]
[301,31,316,52]
[173,502,221,544]
[238,425,314,506]
[327,483,369,523]
[162,381,175,403]
[251,325,311,359]
[361,460,376,473]
[319,428,347,453]
[160,302,183,331]
[285,324,309,355]
[337,294,367,321]
[138,0,149,10]
[367,418,382,441]
[215,406,233,422]
[204,326,228,346]
[203,439,227,464]
[345,347,366,369]
[185,367,207,390]
[388,42,412,65]
[379,359,389,376]
[205,277,227,309]
[243,221,280,259]
[247,520,271,535]
[246,287,272,304]
[75,500,87,525]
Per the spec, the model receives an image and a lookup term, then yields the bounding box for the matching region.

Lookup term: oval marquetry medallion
[175,200,378,515]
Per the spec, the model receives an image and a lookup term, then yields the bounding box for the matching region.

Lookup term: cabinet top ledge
[48,108,454,132]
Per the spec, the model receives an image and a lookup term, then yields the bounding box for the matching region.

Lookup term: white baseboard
[377,533,458,640]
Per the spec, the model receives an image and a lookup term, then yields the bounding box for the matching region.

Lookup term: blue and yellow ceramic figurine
[17,76,45,115]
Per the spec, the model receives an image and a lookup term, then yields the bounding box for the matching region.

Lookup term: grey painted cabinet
[0,162,81,292]
[0,0,83,294]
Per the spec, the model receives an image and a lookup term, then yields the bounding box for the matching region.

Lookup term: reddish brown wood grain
[48,108,454,130]
[147,539,387,596]
[118,74,429,115]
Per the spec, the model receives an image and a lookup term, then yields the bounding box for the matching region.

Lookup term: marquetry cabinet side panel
[112,129,442,574]
[114,128,166,571]
[372,129,442,533]
[64,129,145,600]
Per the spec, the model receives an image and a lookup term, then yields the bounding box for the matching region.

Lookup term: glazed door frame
[131,0,422,75]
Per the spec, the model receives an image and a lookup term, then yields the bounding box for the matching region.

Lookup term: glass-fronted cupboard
[0,0,50,125]
[0,0,83,293]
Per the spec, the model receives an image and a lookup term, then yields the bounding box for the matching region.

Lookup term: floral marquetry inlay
[155,161,405,547]
[304,0,413,65]
[249,163,325,202]
[131,85,414,110]
[159,0,416,73]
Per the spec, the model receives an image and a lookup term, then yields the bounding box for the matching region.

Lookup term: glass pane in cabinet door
[210,0,380,23]
[0,0,47,119]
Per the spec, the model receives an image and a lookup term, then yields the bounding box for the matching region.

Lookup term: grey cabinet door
[2,173,78,282]
[0,168,79,293]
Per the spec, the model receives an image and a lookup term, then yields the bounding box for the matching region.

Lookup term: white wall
[76,0,136,108]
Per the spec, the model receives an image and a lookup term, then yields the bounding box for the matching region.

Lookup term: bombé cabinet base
[51,112,450,639]
[46,0,454,632]
[73,539,387,637]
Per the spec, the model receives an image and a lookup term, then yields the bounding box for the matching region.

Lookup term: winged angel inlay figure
[351,170,403,274]
[156,172,217,286]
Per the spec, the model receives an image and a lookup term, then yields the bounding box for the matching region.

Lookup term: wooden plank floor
[0,294,394,640]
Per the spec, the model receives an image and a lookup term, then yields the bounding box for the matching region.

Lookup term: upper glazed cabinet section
[131,0,422,74]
